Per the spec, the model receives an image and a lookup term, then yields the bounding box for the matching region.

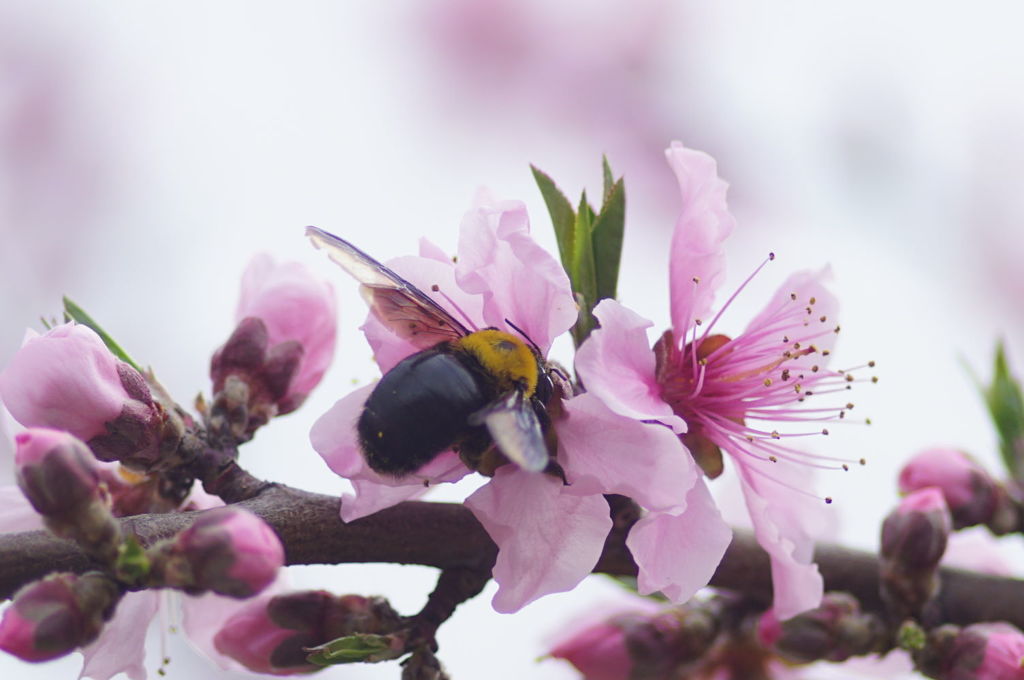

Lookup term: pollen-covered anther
[694,319,703,326]
[811,365,819,373]
[845,374,855,382]
[793,342,802,350]
[790,292,797,301]
[698,358,708,366]
[430,284,440,292]
[871,376,879,383]
[819,316,827,323]
[839,411,845,419]
[868,360,876,367]
[822,349,831,356]
[793,384,802,393]
[769,252,776,261]
[763,378,773,387]
[781,369,791,381]
[865,418,872,425]
[809,296,817,305]
[692,276,701,284]
[783,335,790,343]
[769,455,778,462]
[859,458,867,465]
[846,402,854,410]
[824,497,833,504]
[842,463,849,471]
[834,325,841,334]
[805,306,812,315]
[821,428,829,436]
[770,430,781,439]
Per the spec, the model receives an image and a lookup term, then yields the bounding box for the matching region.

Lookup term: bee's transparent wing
[306,226,470,347]
[471,389,549,472]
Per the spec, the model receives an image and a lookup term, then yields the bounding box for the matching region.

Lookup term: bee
[307,226,566,479]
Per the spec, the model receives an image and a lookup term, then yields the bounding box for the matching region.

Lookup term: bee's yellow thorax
[457,329,538,397]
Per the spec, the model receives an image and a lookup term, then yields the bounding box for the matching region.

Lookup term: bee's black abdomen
[358,345,491,476]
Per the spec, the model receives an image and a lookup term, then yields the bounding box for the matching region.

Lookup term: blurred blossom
[417,0,685,215]
[899,448,1000,529]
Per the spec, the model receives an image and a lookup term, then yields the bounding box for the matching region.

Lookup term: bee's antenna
[505,318,543,356]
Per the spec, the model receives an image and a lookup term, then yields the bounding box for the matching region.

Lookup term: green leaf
[982,342,1024,480]
[115,536,150,585]
[571,191,599,347]
[591,176,625,302]
[63,297,142,372]
[530,165,576,276]
[602,155,615,203]
[306,634,403,666]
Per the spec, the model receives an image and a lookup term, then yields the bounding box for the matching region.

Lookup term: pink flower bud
[14,428,101,518]
[550,619,633,680]
[0,324,134,440]
[899,448,999,528]
[0,572,118,662]
[213,590,402,675]
[882,487,952,571]
[0,323,180,470]
[212,254,336,416]
[213,592,328,675]
[164,508,284,597]
[977,624,1024,680]
[761,592,886,664]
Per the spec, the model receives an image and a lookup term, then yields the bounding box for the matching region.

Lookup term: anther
[769,252,776,261]
[805,390,814,396]
[821,428,829,435]
[871,376,879,383]
[809,296,817,304]
[819,315,827,323]
[781,369,791,381]
[865,418,872,425]
[842,464,849,471]
[822,349,831,356]
[769,455,778,462]
[790,293,797,301]
[793,342,801,349]
[845,374,854,382]
[783,335,790,343]
[431,284,440,291]
[763,378,773,387]
[695,319,703,326]
[811,365,819,372]
[698,358,708,366]
[770,430,781,439]
[868,360,876,367]
[859,458,867,465]
[806,306,813,315]
[693,276,701,284]
[825,497,833,504]
[839,411,845,419]
[834,325,841,333]
[846,402,854,409]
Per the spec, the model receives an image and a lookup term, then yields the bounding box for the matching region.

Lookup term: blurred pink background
[2,2,1023,678]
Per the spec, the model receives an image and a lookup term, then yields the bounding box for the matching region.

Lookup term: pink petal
[744,266,840,370]
[558,392,695,512]
[79,591,159,680]
[455,191,576,354]
[465,466,611,613]
[739,463,825,619]
[575,299,686,433]
[310,386,469,522]
[418,237,451,263]
[666,142,736,339]
[625,478,732,603]
[361,254,484,373]
[0,485,44,533]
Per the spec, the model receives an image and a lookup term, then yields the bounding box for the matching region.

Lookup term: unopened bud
[151,507,283,597]
[213,590,401,674]
[15,429,121,562]
[759,593,887,664]
[880,488,952,621]
[916,623,1024,680]
[15,429,101,518]
[0,572,119,662]
[550,599,723,680]
[899,448,1000,528]
[209,255,336,441]
[0,322,184,471]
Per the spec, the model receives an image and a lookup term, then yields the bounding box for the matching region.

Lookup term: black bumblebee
[307,226,565,478]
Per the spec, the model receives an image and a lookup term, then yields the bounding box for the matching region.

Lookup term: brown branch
[2,485,1023,631]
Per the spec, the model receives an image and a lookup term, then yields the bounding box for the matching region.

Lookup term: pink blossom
[211,593,310,676]
[0,323,137,440]
[977,624,1024,680]
[576,142,871,619]
[14,428,101,519]
[311,192,724,612]
[231,253,337,412]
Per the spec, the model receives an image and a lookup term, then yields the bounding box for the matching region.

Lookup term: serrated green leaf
[63,297,142,372]
[983,342,1024,480]
[530,165,576,276]
[592,177,625,302]
[306,634,402,666]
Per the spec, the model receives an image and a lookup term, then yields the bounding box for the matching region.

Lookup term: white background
[1,1,1023,678]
